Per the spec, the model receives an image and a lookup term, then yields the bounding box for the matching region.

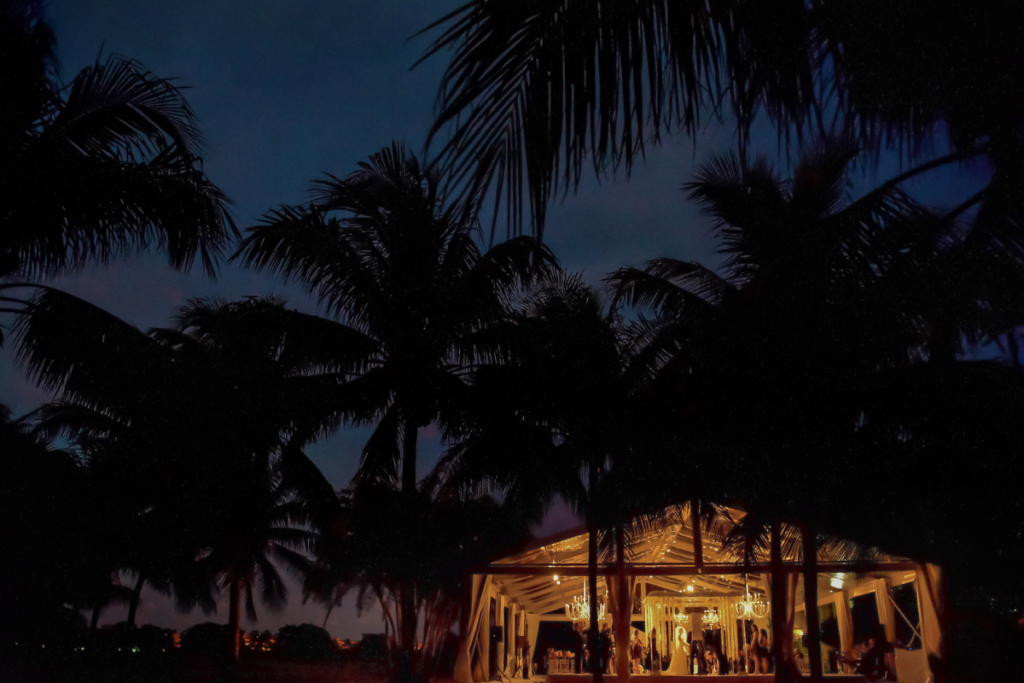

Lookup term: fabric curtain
[454,575,492,683]
[873,579,896,643]
[916,563,948,683]
[833,591,853,653]
[527,613,541,675]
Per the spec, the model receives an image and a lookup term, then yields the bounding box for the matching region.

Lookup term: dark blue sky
[2,0,988,638]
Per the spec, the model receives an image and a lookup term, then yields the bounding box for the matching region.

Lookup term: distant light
[554,575,559,581]
[687,585,694,592]
[830,578,843,590]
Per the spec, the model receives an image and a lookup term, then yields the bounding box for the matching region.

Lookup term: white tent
[454,506,946,682]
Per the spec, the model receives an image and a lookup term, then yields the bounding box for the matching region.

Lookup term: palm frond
[354,405,403,487]
[232,204,386,327]
[8,145,235,277]
[12,286,175,411]
[417,0,818,236]
[45,54,202,156]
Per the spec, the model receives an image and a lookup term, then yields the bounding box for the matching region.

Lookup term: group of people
[627,625,723,675]
[739,628,772,674]
[549,622,773,677]
[558,622,615,675]
[539,622,911,680]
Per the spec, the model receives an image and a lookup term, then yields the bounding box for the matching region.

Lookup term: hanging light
[673,608,689,624]
[703,607,720,628]
[734,576,769,619]
[564,579,605,627]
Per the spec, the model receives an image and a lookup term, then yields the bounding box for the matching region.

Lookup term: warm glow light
[686,585,694,592]
[734,576,769,619]
[830,578,843,589]
[564,580,605,626]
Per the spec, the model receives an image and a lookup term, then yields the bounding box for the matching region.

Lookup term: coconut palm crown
[1,0,235,280]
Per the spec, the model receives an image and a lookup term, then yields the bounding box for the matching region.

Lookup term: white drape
[833,591,853,653]
[873,578,896,643]
[454,575,492,683]
[916,563,947,683]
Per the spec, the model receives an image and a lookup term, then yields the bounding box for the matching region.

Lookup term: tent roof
[485,505,909,615]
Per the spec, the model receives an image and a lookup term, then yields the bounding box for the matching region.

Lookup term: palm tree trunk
[402,419,418,495]
[802,524,822,682]
[90,603,103,630]
[769,520,787,683]
[588,520,602,682]
[229,577,241,660]
[126,571,146,628]
[690,499,703,568]
[399,420,419,681]
[614,524,631,682]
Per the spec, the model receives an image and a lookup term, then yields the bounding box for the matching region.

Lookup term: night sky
[1,0,988,639]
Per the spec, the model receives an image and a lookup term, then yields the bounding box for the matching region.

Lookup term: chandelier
[702,607,720,628]
[673,608,690,624]
[734,577,769,619]
[564,580,605,626]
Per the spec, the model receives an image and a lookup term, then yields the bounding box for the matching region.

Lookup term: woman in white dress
[666,626,690,675]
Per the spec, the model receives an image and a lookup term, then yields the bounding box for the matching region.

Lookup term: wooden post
[614,524,631,682]
[586,522,602,681]
[803,525,823,682]
[229,577,241,661]
[690,499,704,570]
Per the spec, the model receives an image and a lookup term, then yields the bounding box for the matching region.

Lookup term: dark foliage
[1,0,235,280]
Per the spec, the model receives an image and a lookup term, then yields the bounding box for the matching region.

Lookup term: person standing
[667,626,690,675]
[631,629,646,674]
[571,623,585,674]
[649,627,661,675]
[599,623,612,674]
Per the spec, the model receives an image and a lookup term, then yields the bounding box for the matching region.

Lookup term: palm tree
[434,273,719,681]
[304,483,526,682]
[194,458,315,660]
[0,403,115,646]
[232,141,556,679]
[9,289,343,657]
[1,0,235,281]
[417,1,1024,248]
[608,140,1024,679]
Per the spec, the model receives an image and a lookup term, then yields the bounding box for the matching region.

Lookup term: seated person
[704,643,720,675]
[842,633,895,681]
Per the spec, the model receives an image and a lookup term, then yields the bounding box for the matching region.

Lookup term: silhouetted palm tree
[233,141,556,678]
[304,484,524,682]
[1,0,234,280]
[435,272,711,681]
[609,140,1024,680]
[9,290,342,657]
[0,403,116,646]
[419,1,1024,247]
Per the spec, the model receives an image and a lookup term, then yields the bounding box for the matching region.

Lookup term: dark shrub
[274,624,340,660]
[180,623,232,657]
